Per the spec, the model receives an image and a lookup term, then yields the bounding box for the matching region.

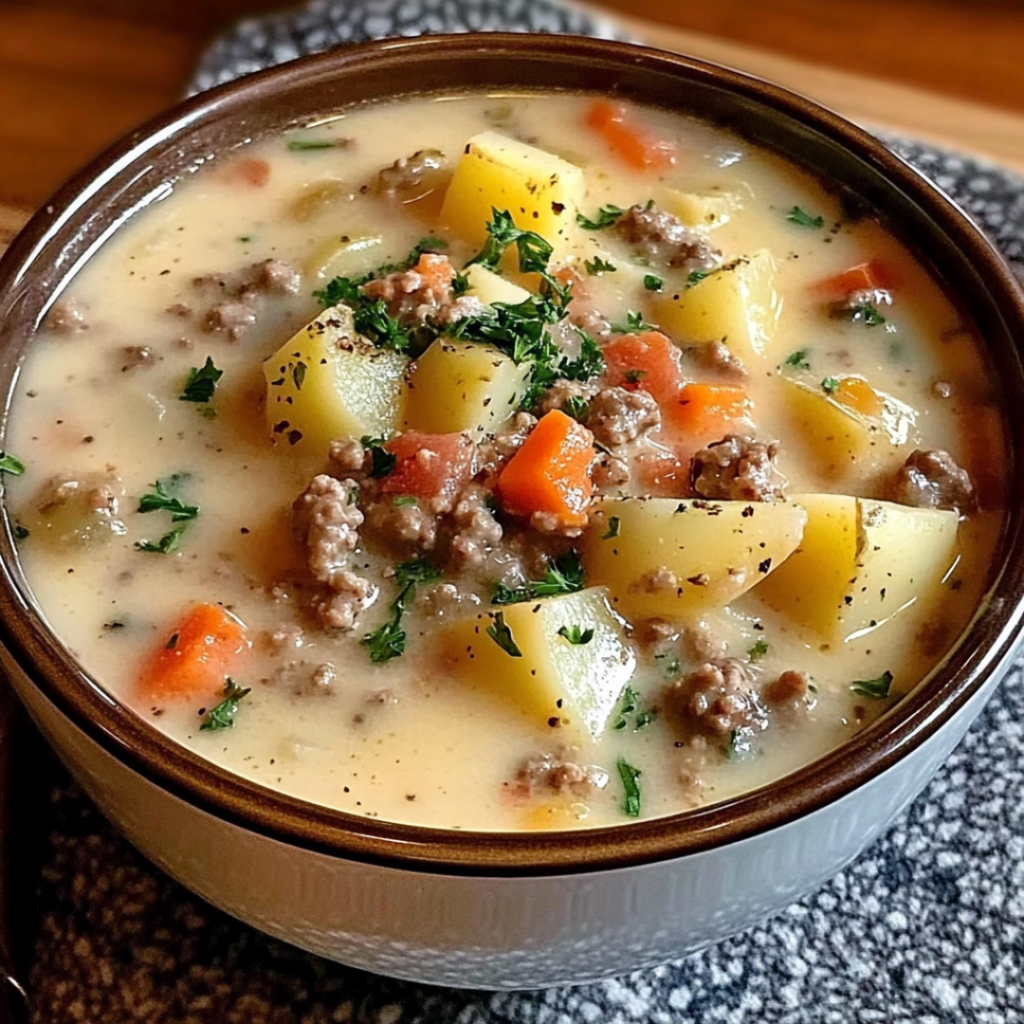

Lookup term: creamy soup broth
[5,93,1004,830]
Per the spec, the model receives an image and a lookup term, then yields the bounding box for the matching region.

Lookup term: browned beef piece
[449,483,503,571]
[510,752,610,798]
[46,298,90,334]
[364,500,439,554]
[119,345,154,372]
[680,621,727,663]
[362,259,454,324]
[667,658,768,738]
[328,438,370,476]
[591,452,630,491]
[192,258,301,341]
[370,148,448,200]
[611,203,719,272]
[587,387,661,448]
[314,571,374,632]
[761,670,810,715]
[242,258,301,296]
[292,474,364,583]
[536,379,598,417]
[827,287,892,322]
[691,435,786,501]
[202,300,257,341]
[891,449,975,512]
[682,340,747,380]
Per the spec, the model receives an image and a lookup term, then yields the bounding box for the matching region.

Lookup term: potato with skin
[653,251,781,362]
[439,131,584,259]
[755,494,960,642]
[444,587,636,742]
[264,303,407,453]
[581,496,807,622]
[402,339,530,435]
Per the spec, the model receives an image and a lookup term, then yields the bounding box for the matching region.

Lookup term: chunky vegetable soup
[5,93,1004,830]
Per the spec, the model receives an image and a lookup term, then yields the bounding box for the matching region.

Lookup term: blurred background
[1,0,1024,222]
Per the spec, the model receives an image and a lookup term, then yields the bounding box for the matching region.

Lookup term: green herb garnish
[787,206,825,228]
[854,303,887,326]
[486,611,523,658]
[137,477,199,521]
[602,516,620,540]
[0,452,25,476]
[576,204,626,231]
[557,624,594,645]
[361,557,443,663]
[748,637,770,661]
[287,139,340,151]
[393,495,417,507]
[13,525,29,540]
[850,670,894,699]
[613,684,657,732]
[199,678,252,731]
[643,274,663,292]
[687,268,713,287]
[360,436,397,479]
[783,348,811,370]
[821,376,841,395]
[611,310,656,334]
[623,369,648,384]
[492,549,585,605]
[563,395,590,422]
[617,757,642,817]
[135,526,186,554]
[584,256,616,276]
[180,356,223,403]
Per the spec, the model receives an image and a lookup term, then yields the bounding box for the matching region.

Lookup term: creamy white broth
[5,93,1003,831]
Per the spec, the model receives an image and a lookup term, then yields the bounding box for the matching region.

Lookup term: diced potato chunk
[780,378,916,483]
[444,587,635,742]
[463,263,531,306]
[581,497,807,622]
[439,131,584,259]
[653,252,781,361]
[660,188,738,231]
[402,339,530,435]
[264,304,407,454]
[755,494,960,642]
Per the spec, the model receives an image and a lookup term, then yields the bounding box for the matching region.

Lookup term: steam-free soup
[5,93,1004,830]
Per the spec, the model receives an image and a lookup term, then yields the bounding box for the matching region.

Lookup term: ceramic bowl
[1,35,1024,990]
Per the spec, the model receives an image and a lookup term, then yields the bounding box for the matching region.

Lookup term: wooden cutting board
[1,6,1023,245]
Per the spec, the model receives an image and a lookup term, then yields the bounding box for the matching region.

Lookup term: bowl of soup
[1,33,1023,989]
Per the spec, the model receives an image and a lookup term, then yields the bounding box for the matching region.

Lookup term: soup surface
[4,93,1004,830]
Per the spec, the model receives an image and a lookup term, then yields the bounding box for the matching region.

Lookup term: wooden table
[2,0,1024,245]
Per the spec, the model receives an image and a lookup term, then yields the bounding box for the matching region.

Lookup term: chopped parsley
[393,495,417,507]
[821,376,841,394]
[492,549,585,605]
[361,558,443,663]
[602,515,621,540]
[584,256,616,276]
[610,310,656,334]
[852,303,887,326]
[199,678,251,731]
[486,611,523,658]
[563,395,590,422]
[135,526,186,554]
[360,436,397,478]
[850,670,894,699]
[623,369,648,384]
[180,356,223,403]
[616,757,642,817]
[557,624,594,645]
[0,452,25,476]
[643,274,663,292]
[13,525,29,540]
[787,206,825,228]
[287,138,340,151]
[783,348,811,370]
[613,684,657,731]
[748,637,770,661]
[686,268,714,287]
[576,204,625,231]
[137,477,199,521]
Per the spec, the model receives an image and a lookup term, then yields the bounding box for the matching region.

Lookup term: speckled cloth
[23,2,1024,1021]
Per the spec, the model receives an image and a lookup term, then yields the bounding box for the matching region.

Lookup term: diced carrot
[603,331,685,407]
[585,100,676,172]
[139,603,249,702]
[815,260,895,297]
[221,157,271,189]
[381,431,476,502]
[665,382,753,439]
[496,410,594,529]
[412,252,456,292]
[832,376,884,418]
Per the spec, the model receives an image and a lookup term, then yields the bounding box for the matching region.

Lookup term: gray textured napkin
[27,2,1024,1021]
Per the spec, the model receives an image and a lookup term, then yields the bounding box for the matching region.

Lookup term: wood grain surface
[0,0,1023,232]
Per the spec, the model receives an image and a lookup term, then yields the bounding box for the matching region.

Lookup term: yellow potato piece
[581,497,807,622]
[781,378,916,483]
[402,339,530,435]
[756,494,960,643]
[654,251,781,362]
[443,587,635,742]
[462,263,531,306]
[660,188,739,231]
[263,304,407,455]
[439,131,584,259]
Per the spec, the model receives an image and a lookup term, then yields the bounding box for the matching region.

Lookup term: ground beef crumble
[507,751,610,800]
[586,387,661,448]
[611,202,720,273]
[691,435,786,501]
[666,658,769,739]
[891,448,975,512]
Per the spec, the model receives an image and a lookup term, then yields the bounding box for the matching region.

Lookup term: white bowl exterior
[4,642,1010,989]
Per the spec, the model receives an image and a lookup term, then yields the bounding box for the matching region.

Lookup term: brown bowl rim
[2,33,1024,877]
